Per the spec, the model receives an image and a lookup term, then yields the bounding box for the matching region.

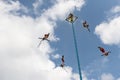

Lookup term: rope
[37,40,42,47]
[71,23,82,80]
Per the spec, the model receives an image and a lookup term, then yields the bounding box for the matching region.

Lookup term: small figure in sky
[66,13,78,23]
[60,55,67,72]
[38,33,50,47]
[60,55,65,68]
[82,20,90,32]
[98,46,111,56]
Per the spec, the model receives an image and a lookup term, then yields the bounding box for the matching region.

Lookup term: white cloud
[84,58,110,80]
[95,16,120,45]
[41,0,85,21]
[33,0,43,9]
[71,72,88,80]
[111,6,120,13]
[72,73,80,80]
[117,78,120,80]
[100,73,120,80]
[52,54,60,59]
[0,0,85,80]
[33,0,43,15]
[82,71,88,80]
[95,5,120,46]
[101,73,115,80]
[0,0,28,15]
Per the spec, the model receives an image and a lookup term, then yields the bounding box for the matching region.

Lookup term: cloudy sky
[0,0,120,80]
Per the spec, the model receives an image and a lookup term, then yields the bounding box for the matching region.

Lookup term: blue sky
[0,0,120,80]
[52,0,120,79]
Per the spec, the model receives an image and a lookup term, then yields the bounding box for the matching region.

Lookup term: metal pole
[71,23,82,80]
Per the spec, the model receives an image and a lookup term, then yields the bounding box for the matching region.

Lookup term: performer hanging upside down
[60,55,65,67]
[98,46,111,56]
[38,33,50,47]
[82,20,90,32]
[60,55,68,72]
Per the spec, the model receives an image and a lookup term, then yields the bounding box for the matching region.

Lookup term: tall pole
[65,13,82,80]
[71,23,82,80]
